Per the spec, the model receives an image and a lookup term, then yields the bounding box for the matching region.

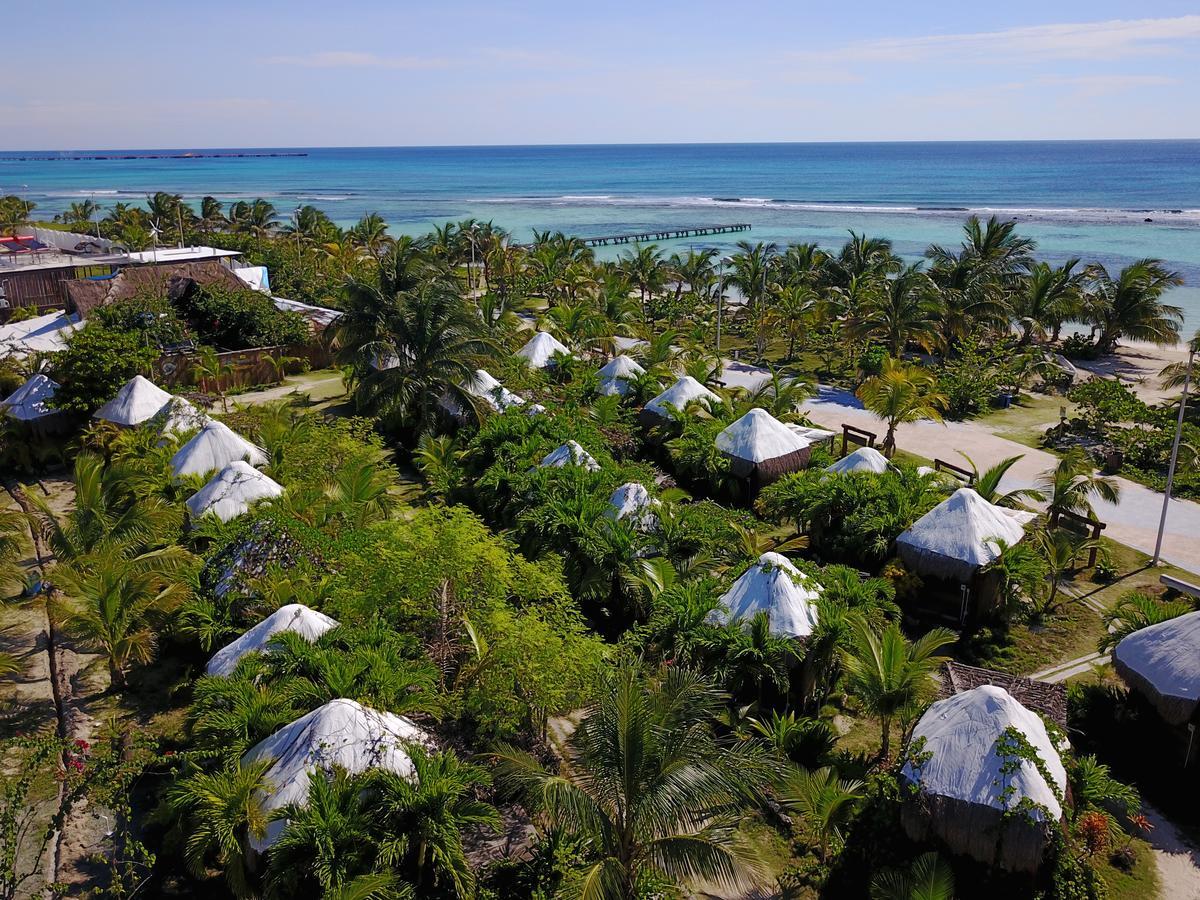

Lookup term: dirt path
[1143,804,1200,900]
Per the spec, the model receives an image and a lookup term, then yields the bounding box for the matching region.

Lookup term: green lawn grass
[973,392,1075,450]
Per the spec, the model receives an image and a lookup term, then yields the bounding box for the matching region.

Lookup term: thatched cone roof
[170,420,268,478]
[605,482,660,530]
[715,408,812,482]
[826,446,890,475]
[708,552,820,638]
[896,488,1036,583]
[515,331,570,368]
[539,440,601,473]
[92,375,172,426]
[242,699,432,852]
[597,355,645,396]
[206,603,338,677]
[154,396,211,436]
[643,375,719,420]
[448,368,526,415]
[2,374,60,421]
[1114,610,1200,726]
[900,685,1067,873]
[186,460,283,522]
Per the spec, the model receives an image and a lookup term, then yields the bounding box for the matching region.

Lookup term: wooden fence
[155,343,333,392]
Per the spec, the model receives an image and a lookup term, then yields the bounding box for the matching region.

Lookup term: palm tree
[63,199,101,228]
[841,620,956,759]
[348,213,394,260]
[1100,591,1193,651]
[198,196,227,234]
[956,452,1043,509]
[53,547,193,689]
[1036,448,1120,520]
[870,851,956,900]
[1029,527,1102,618]
[738,367,813,421]
[1012,260,1083,345]
[725,241,779,359]
[856,358,948,456]
[774,283,821,360]
[339,281,499,438]
[364,750,500,896]
[1085,259,1184,351]
[620,244,667,321]
[320,460,399,529]
[165,760,272,897]
[781,766,865,862]
[0,505,26,593]
[853,265,938,356]
[491,663,771,899]
[192,346,237,412]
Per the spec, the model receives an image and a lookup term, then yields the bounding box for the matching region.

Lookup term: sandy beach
[1073,339,1195,404]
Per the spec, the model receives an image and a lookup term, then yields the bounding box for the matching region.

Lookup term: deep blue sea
[3,142,1198,328]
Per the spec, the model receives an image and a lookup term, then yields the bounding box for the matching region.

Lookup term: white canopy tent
[1114,610,1200,726]
[826,446,891,475]
[515,331,570,368]
[900,685,1067,872]
[716,409,810,464]
[709,552,821,639]
[1,374,60,421]
[896,488,1036,583]
[205,603,338,677]
[186,460,283,522]
[170,420,268,478]
[597,355,645,396]
[92,375,173,427]
[242,699,432,852]
[643,375,719,419]
[539,440,601,473]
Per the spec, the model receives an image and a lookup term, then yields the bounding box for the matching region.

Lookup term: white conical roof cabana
[643,375,719,419]
[457,368,526,414]
[900,685,1067,873]
[515,331,570,368]
[92,375,173,426]
[205,603,338,677]
[1114,610,1200,726]
[539,440,601,473]
[605,482,660,530]
[170,420,268,478]
[715,408,812,482]
[155,396,211,435]
[186,460,283,522]
[826,446,891,475]
[708,552,820,638]
[2,374,60,421]
[597,355,645,396]
[242,699,432,852]
[896,488,1036,583]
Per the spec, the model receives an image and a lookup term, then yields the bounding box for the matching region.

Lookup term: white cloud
[262,51,449,70]
[800,16,1200,64]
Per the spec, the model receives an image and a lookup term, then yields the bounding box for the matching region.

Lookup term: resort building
[93,375,174,427]
[515,330,570,368]
[597,355,645,396]
[186,460,284,523]
[1,373,67,432]
[170,420,268,478]
[205,603,338,677]
[641,375,719,424]
[539,440,601,473]
[709,552,821,639]
[605,482,660,530]
[826,446,891,475]
[715,407,815,490]
[1114,610,1200,762]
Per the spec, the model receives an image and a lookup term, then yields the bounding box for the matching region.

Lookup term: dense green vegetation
[1,201,1193,899]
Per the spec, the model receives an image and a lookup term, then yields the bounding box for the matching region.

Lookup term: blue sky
[5,1,1200,148]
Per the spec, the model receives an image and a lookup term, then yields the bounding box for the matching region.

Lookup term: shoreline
[1074,339,1193,404]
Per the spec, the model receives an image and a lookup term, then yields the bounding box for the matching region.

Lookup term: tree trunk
[880,715,891,760]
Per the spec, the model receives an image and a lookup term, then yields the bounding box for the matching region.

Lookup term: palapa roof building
[605,482,660,530]
[708,552,821,639]
[826,446,891,475]
[900,685,1068,873]
[242,698,432,852]
[92,375,173,427]
[170,420,268,478]
[715,408,813,487]
[515,331,570,368]
[1114,610,1200,726]
[597,355,645,396]
[205,603,338,677]
[0,310,83,359]
[896,488,1036,584]
[201,520,317,599]
[643,375,719,421]
[938,661,1067,729]
[186,460,283,522]
[441,368,526,419]
[2,374,61,422]
[155,396,211,436]
[539,440,601,473]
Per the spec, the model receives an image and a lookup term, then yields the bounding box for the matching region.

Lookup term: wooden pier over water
[578,223,751,247]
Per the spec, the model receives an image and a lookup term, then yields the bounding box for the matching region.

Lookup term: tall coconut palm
[781,766,865,862]
[870,851,956,900]
[853,265,939,356]
[827,232,899,287]
[1036,447,1120,520]
[165,759,272,898]
[725,241,779,358]
[1085,259,1184,351]
[841,620,956,759]
[63,199,101,227]
[1012,260,1083,345]
[348,213,394,260]
[198,196,227,234]
[855,359,947,456]
[956,452,1044,509]
[339,281,498,437]
[620,244,668,321]
[491,663,772,900]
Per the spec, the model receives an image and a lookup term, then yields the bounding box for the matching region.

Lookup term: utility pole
[1153,341,1196,565]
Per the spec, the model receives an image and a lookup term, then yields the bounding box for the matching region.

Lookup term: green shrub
[175,283,308,350]
[92,292,191,348]
[48,324,161,415]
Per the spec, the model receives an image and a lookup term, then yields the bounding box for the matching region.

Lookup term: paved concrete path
[799,385,1200,573]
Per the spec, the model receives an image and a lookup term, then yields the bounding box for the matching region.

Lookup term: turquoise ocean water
[3,142,1198,329]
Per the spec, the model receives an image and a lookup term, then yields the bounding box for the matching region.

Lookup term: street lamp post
[718,256,729,356]
[1153,342,1196,566]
